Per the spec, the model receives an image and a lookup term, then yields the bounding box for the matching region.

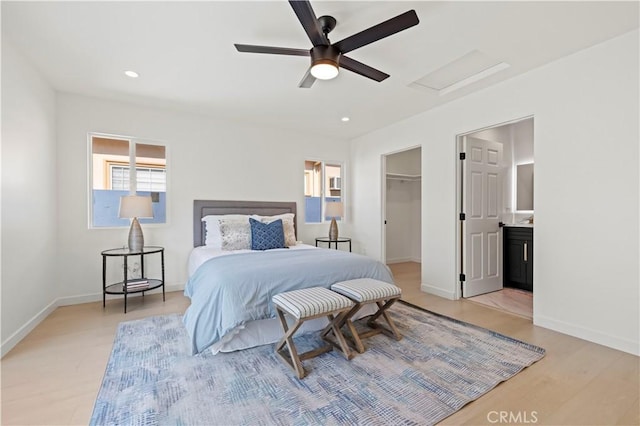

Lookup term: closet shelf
[386,173,421,181]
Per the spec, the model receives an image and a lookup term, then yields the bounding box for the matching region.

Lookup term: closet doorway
[382,147,422,297]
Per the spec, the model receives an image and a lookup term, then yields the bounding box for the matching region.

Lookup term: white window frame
[304,159,345,224]
[88,132,169,229]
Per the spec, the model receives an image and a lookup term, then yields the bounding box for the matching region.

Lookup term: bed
[183,200,395,355]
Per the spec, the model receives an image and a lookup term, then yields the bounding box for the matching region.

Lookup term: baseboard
[387,257,418,264]
[57,292,103,306]
[535,314,639,356]
[165,284,184,293]
[1,299,58,358]
[1,283,185,358]
[420,283,456,300]
[56,284,184,306]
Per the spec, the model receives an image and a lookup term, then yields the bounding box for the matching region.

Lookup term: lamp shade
[325,201,344,218]
[119,195,153,219]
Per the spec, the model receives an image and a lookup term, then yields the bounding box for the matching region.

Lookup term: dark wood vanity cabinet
[503,227,533,292]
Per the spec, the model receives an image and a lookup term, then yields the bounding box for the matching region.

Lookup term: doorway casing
[455,115,534,300]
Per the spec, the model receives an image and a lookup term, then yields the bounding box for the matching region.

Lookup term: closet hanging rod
[386,173,421,181]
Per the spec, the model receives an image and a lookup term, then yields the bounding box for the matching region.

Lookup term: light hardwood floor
[1,267,638,425]
[467,288,533,320]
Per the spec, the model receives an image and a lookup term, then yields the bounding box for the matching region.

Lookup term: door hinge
[459,152,466,160]
[459,273,466,282]
[459,213,466,220]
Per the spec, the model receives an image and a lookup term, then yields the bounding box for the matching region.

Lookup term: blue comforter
[183,248,393,354]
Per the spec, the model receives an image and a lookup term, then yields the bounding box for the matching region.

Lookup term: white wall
[351,30,639,355]
[1,41,59,355]
[512,118,534,165]
[55,93,351,303]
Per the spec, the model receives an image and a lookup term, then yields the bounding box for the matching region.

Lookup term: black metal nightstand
[315,237,352,252]
[101,246,165,313]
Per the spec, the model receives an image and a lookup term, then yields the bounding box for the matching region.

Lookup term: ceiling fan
[234,0,419,88]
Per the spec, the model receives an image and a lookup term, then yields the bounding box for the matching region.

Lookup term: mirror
[516,163,534,211]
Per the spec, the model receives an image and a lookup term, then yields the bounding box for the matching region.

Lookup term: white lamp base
[128,217,144,252]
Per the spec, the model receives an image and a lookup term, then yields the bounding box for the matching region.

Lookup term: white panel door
[462,136,503,297]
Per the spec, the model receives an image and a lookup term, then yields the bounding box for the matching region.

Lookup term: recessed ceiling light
[341,117,350,122]
[124,70,139,78]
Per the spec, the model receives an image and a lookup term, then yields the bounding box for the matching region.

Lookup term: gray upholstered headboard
[193,200,297,247]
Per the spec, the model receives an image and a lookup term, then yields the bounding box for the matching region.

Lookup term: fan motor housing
[311,44,341,67]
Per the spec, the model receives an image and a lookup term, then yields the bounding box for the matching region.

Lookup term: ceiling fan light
[311,61,339,80]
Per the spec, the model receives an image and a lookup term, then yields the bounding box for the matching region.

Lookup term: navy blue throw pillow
[249,218,286,251]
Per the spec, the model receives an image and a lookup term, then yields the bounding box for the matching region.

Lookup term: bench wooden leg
[366,298,402,341]
[276,307,353,378]
[275,308,306,379]
[331,297,403,353]
[342,314,363,354]
[324,304,366,354]
[326,313,355,360]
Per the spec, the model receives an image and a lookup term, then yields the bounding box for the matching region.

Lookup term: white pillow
[202,214,250,248]
[254,213,296,247]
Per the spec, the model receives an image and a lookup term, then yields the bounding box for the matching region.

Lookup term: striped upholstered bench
[328,278,402,353]
[272,287,356,379]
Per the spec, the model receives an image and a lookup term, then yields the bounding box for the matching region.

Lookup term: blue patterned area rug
[91,301,544,425]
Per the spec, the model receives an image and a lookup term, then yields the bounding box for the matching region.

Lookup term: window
[304,160,343,223]
[109,165,166,191]
[90,135,167,227]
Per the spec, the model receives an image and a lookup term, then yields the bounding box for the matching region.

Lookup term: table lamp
[119,195,153,252]
[325,201,344,240]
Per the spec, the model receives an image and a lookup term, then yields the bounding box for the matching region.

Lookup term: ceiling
[3,1,638,139]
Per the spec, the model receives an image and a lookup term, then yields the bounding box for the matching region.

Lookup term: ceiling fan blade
[234,44,310,56]
[334,10,419,54]
[298,68,316,88]
[289,0,328,46]
[340,56,389,82]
